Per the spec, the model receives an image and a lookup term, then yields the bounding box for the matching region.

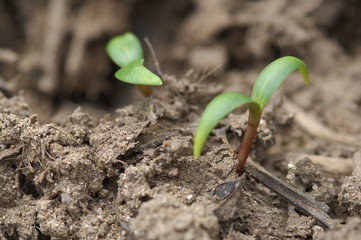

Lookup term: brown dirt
[1,0,361,239]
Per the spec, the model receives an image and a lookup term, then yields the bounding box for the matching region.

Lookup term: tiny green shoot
[106,32,162,96]
[193,56,309,174]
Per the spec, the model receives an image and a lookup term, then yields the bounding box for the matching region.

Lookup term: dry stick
[242,160,333,228]
[144,37,164,78]
[141,37,164,97]
[283,100,361,149]
[196,64,223,84]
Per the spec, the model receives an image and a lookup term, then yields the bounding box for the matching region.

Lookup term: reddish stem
[235,108,261,174]
[136,85,153,97]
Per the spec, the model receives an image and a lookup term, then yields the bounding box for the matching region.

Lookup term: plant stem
[136,85,153,97]
[235,107,261,174]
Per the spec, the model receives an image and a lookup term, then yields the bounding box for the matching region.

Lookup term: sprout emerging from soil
[193,56,309,174]
[106,32,162,96]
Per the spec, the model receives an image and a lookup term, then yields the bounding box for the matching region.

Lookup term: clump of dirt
[131,194,219,240]
[319,217,361,240]
[339,176,361,217]
[287,157,321,190]
[0,74,228,239]
[338,151,361,217]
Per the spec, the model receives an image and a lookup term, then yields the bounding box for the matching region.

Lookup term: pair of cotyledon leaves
[193,56,309,158]
[106,32,162,86]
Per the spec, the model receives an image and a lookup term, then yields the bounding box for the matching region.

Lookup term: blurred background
[0,0,360,135]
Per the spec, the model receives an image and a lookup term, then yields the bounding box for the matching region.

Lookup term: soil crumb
[319,217,361,240]
[131,194,219,240]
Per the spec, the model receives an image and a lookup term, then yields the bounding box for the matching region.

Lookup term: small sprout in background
[193,56,309,174]
[106,32,162,96]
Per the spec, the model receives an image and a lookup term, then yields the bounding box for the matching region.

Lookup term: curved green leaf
[115,59,162,86]
[193,92,259,158]
[106,32,143,68]
[251,56,309,109]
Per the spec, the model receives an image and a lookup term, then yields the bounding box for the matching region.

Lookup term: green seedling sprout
[193,56,309,174]
[106,32,162,96]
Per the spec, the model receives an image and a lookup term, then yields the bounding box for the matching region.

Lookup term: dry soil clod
[338,151,361,217]
[287,153,354,175]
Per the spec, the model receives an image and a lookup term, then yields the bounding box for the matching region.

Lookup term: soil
[1,0,361,239]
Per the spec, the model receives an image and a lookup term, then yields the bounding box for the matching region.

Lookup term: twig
[144,37,164,78]
[243,160,333,228]
[283,99,361,148]
[196,64,222,84]
[211,159,333,228]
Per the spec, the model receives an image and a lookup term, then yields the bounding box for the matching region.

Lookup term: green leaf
[251,56,309,110]
[193,92,259,158]
[106,32,143,68]
[115,59,162,86]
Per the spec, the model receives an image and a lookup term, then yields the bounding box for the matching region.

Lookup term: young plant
[193,56,309,174]
[106,32,162,96]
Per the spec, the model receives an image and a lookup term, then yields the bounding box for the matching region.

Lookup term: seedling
[193,56,309,174]
[106,32,162,96]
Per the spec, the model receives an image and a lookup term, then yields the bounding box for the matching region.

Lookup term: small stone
[186,194,193,201]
